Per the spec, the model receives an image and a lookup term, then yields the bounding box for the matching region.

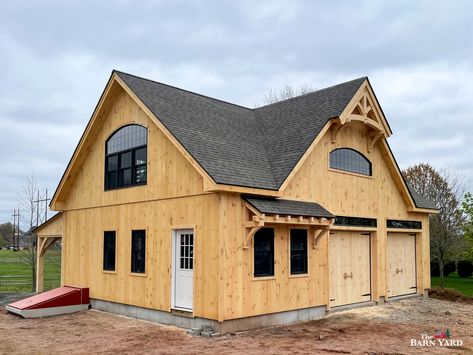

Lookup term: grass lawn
[431,272,473,297]
[0,249,61,292]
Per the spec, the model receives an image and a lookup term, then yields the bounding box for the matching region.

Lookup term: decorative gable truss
[331,80,392,152]
[328,80,434,212]
[279,78,435,213]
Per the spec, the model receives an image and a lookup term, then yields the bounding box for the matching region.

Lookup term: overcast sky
[1,0,472,225]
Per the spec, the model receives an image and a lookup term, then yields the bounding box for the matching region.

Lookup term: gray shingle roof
[254,79,366,186]
[117,71,277,189]
[406,183,437,210]
[117,71,365,190]
[115,71,435,210]
[244,197,334,218]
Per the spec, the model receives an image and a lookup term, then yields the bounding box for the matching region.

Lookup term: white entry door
[173,229,194,310]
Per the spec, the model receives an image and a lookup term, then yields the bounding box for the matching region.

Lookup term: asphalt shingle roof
[116,70,434,210]
[244,197,334,218]
[406,183,438,210]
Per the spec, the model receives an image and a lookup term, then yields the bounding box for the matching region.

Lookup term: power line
[33,188,51,225]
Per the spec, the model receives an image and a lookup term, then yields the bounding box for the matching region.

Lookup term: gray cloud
[1,0,472,224]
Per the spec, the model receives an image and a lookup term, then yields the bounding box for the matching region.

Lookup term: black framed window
[254,228,274,277]
[335,216,377,228]
[290,229,308,275]
[131,230,146,273]
[387,219,422,230]
[330,148,372,176]
[103,231,116,271]
[105,125,147,190]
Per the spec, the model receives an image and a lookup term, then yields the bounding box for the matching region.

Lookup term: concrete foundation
[90,299,326,334]
[327,301,376,314]
[218,305,326,334]
[386,293,422,303]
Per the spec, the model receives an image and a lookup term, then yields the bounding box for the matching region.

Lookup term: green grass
[431,272,473,297]
[0,249,61,292]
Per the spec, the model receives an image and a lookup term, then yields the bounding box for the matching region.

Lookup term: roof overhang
[32,212,63,236]
[243,197,334,249]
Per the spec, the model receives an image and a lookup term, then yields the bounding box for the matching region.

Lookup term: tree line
[404,164,472,287]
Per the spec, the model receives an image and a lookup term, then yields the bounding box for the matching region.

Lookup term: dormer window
[105,124,147,190]
[329,148,372,176]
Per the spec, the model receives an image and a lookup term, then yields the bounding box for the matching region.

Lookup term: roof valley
[116,71,366,191]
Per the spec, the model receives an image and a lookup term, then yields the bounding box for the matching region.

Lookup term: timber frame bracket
[242,203,334,250]
[367,130,384,153]
[332,83,390,148]
[243,213,265,250]
[38,236,61,257]
[331,121,346,144]
[311,227,330,249]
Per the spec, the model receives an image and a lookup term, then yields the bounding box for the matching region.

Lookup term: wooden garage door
[329,231,371,307]
[387,233,416,297]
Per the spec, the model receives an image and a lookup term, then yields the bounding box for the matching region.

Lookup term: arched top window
[105,125,147,190]
[329,148,372,176]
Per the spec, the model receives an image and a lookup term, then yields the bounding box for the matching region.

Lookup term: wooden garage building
[35,71,437,332]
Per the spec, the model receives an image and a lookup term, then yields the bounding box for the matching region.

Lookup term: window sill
[130,272,147,277]
[288,273,309,279]
[104,182,147,192]
[328,168,373,180]
[387,228,421,234]
[331,225,378,232]
[252,275,276,282]
[103,270,117,275]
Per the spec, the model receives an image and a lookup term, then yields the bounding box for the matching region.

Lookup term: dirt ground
[1,293,472,354]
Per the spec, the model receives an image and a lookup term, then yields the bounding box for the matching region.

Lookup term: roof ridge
[255,76,367,110]
[115,70,367,114]
[114,70,253,111]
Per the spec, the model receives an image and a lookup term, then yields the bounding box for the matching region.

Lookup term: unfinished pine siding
[35,71,435,328]
[58,84,220,319]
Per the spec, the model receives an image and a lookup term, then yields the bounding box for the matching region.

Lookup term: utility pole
[11,209,15,247]
[12,209,20,250]
[36,190,40,228]
[33,189,51,225]
[45,189,50,221]
[16,209,20,250]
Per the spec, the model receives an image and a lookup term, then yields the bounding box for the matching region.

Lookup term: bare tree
[403,163,468,288]
[19,174,46,230]
[17,173,46,292]
[263,84,314,105]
